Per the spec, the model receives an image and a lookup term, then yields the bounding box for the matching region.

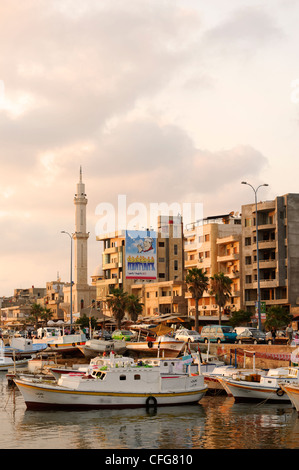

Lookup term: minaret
[73,166,89,286]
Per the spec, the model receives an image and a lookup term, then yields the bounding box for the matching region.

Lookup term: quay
[199,343,297,370]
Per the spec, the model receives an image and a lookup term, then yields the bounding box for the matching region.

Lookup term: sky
[1,0,299,297]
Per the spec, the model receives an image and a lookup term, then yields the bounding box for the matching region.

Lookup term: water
[1,374,299,450]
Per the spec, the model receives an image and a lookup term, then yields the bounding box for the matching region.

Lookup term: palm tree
[126,294,144,322]
[186,268,209,333]
[106,288,129,329]
[29,303,44,325]
[210,272,232,324]
[40,307,53,326]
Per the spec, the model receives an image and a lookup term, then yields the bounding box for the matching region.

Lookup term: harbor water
[2,374,299,452]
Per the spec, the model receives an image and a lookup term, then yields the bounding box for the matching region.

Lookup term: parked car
[236,328,266,344]
[175,329,201,343]
[199,325,237,344]
[93,329,112,340]
[111,329,136,341]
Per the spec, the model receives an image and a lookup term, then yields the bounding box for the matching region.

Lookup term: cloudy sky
[1,0,299,296]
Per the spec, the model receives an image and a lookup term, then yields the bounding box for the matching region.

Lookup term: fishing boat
[218,366,299,403]
[45,332,87,356]
[0,340,31,371]
[14,355,207,410]
[125,325,185,358]
[5,337,47,358]
[279,383,299,412]
[77,338,127,358]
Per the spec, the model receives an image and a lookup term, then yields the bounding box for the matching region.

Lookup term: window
[159,242,165,247]
[174,260,178,271]
[134,374,141,380]
[174,244,178,255]
[119,375,126,381]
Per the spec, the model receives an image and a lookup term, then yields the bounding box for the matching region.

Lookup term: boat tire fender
[72,343,76,347]
[276,388,284,397]
[148,341,153,349]
[146,396,157,409]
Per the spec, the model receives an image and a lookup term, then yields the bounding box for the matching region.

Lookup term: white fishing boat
[77,339,127,358]
[218,366,299,403]
[45,333,87,356]
[5,337,47,357]
[279,383,299,412]
[0,340,31,371]
[14,355,207,410]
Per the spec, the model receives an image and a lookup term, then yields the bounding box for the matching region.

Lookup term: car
[199,325,237,344]
[236,328,266,344]
[93,329,112,340]
[111,329,137,341]
[175,329,201,343]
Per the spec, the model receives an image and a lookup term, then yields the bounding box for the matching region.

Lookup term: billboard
[125,230,157,280]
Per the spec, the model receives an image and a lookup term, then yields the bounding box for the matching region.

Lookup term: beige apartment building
[184,213,242,322]
[95,215,186,317]
[242,193,299,319]
[38,280,66,321]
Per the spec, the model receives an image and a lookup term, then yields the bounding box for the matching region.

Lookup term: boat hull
[126,340,185,358]
[218,377,291,403]
[14,378,207,410]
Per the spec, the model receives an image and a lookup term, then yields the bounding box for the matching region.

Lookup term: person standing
[286,324,293,345]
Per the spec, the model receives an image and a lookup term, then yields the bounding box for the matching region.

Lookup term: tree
[210,272,232,324]
[76,314,98,330]
[228,309,253,328]
[106,288,129,329]
[186,268,209,333]
[40,307,53,325]
[28,303,44,325]
[264,306,292,331]
[126,294,143,322]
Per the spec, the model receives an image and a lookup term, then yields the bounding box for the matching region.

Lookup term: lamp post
[241,182,269,330]
[61,231,73,328]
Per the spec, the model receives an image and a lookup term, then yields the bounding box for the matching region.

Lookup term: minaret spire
[73,166,89,285]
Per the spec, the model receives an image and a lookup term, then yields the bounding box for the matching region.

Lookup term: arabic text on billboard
[125,230,157,280]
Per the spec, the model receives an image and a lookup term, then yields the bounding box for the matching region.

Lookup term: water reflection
[18,404,207,449]
[2,375,299,449]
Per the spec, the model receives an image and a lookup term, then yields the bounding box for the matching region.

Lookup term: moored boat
[14,355,207,410]
[77,339,127,358]
[218,366,299,403]
[279,383,299,412]
[45,333,87,356]
[125,334,185,358]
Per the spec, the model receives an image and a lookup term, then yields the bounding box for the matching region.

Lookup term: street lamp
[61,231,73,328]
[241,182,269,330]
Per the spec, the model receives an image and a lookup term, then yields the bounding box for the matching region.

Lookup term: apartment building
[38,280,66,320]
[131,280,187,317]
[184,213,242,321]
[95,215,186,316]
[242,193,299,317]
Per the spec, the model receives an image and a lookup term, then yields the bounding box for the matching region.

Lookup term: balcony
[217,253,239,263]
[102,262,118,270]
